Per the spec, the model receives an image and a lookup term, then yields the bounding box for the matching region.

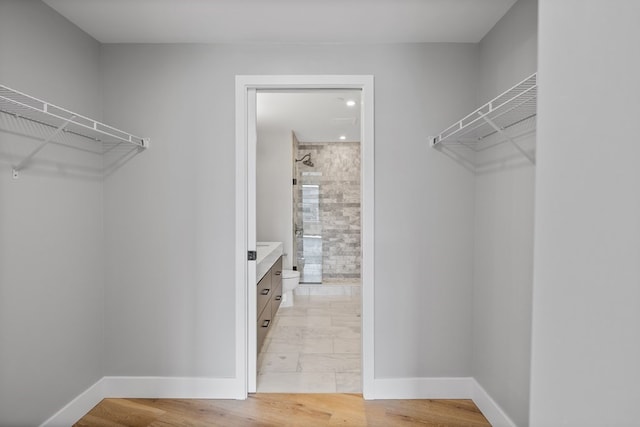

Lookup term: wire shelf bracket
[0,84,149,179]
[430,72,537,168]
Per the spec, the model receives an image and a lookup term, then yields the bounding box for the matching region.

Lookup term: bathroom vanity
[256,242,283,353]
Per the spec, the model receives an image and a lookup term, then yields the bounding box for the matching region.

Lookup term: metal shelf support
[477,111,535,165]
[12,115,76,179]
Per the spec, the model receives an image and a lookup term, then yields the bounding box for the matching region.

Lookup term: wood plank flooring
[75,394,491,426]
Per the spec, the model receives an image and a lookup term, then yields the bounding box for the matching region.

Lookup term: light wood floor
[74,394,491,426]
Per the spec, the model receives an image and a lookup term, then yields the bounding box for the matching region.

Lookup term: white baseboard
[471,379,517,427]
[368,377,474,399]
[40,376,245,426]
[295,284,360,296]
[42,376,515,427]
[40,378,106,427]
[103,376,245,399]
[367,377,516,427]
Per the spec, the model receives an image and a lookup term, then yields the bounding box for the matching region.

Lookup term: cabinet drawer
[271,280,282,316]
[257,272,271,316]
[271,256,283,288]
[257,302,272,353]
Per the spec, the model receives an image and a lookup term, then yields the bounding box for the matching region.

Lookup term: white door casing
[235,75,374,397]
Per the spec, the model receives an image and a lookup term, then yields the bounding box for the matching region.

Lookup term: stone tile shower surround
[296,142,361,281]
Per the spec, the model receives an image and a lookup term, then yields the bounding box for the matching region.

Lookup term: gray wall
[472,1,537,426]
[100,43,478,378]
[531,0,640,425]
[0,1,104,425]
[477,0,538,104]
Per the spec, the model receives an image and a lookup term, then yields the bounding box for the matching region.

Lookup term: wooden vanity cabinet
[257,255,283,354]
[257,269,271,316]
[271,257,283,315]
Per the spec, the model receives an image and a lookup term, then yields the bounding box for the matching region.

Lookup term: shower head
[295,153,314,167]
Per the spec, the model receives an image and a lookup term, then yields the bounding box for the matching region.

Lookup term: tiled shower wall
[296,142,361,280]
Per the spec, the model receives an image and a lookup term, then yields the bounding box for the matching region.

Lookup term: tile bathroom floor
[257,291,361,393]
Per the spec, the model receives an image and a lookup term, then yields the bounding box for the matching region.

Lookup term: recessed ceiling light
[339,135,347,140]
[346,100,356,107]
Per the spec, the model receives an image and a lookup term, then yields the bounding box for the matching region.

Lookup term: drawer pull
[261,319,271,328]
[261,288,270,295]
[274,271,282,276]
[275,296,281,301]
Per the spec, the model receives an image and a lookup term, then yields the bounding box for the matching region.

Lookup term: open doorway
[255,90,362,392]
[235,75,374,396]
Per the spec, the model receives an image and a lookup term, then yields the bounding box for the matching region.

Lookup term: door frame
[235,75,374,397]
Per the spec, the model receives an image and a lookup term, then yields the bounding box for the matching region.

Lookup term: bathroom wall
[471,0,537,425]
[0,1,105,425]
[101,42,478,379]
[531,0,640,425]
[256,128,294,269]
[296,142,361,281]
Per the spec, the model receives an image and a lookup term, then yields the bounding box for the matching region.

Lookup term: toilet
[281,270,300,307]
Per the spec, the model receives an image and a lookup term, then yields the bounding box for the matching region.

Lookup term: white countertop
[256,241,283,283]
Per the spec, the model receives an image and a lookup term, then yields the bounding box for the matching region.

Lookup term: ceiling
[43,0,516,44]
[257,91,361,143]
[42,0,515,142]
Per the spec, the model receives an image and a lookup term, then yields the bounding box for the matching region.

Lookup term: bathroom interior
[255,90,362,392]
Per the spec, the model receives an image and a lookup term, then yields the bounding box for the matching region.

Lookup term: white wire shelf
[430,73,536,166]
[0,84,149,178]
